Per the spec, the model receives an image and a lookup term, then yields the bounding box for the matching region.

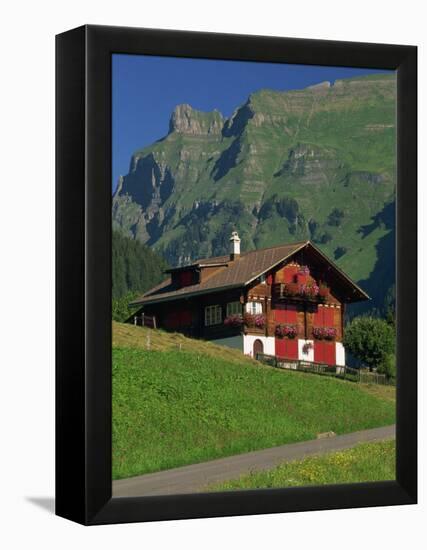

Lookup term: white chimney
[230,231,241,260]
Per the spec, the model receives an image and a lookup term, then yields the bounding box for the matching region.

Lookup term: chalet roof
[164,256,230,273]
[131,240,369,307]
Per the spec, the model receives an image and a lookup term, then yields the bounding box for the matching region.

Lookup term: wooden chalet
[130,233,369,366]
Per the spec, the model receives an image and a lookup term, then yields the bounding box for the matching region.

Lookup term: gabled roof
[164,256,230,273]
[131,240,369,307]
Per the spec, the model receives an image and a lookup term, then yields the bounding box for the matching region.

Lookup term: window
[205,305,222,326]
[246,301,263,315]
[259,274,266,284]
[226,301,242,316]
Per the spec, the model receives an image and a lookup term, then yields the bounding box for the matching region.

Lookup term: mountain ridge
[112,72,396,313]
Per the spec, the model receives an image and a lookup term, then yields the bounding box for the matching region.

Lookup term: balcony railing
[272,283,329,303]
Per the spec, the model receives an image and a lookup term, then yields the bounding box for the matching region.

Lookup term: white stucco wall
[335,341,346,366]
[243,334,275,357]
[298,339,314,362]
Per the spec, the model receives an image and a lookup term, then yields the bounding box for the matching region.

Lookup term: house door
[253,339,264,358]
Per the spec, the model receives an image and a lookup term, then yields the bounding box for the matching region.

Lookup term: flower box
[296,273,309,284]
[243,313,266,328]
[318,283,330,301]
[312,326,337,340]
[224,314,244,327]
[275,324,297,339]
[323,327,337,340]
[254,314,266,328]
[299,282,320,298]
[282,282,300,296]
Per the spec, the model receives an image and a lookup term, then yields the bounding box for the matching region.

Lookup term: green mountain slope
[112,73,396,313]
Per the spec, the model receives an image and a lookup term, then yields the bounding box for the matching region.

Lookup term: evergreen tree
[112,231,169,320]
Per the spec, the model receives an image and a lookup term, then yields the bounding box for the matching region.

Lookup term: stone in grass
[316,431,337,439]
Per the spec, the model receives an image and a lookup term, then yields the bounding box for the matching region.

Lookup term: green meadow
[112,324,395,480]
[208,439,395,491]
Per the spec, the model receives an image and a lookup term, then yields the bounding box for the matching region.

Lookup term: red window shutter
[275,308,287,323]
[314,341,335,365]
[285,338,298,359]
[267,274,273,285]
[285,304,297,323]
[275,338,286,358]
[275,337,298,360]
[323,307,334,326]
[275,306,299,359]
[314,341,325,363]
[275,305,297,324]
[324,342,336,365]
[313,307,323,327]
[314,306,334,327]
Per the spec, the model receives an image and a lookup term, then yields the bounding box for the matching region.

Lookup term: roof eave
[130,282,244,307]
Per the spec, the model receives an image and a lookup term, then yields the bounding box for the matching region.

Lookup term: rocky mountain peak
[306,81,331,90]
[113,73,396,313]
[222,100,255,137]
[169,104,224,136]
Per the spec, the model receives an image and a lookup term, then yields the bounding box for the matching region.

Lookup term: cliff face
[112,73,397,313]
[169,104,224,135]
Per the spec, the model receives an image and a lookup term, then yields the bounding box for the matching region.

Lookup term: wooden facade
[131,240,368,366]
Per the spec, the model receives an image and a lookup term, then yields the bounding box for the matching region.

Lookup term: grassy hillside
[113,321,258,365]
[112,323,395,480]
[207,439,395,492]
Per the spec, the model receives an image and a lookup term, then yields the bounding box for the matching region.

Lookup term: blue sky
[112,54,391,191]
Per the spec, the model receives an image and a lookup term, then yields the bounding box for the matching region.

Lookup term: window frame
[204,304,222,326]
[226,301,242,316]
[246,301,263,315]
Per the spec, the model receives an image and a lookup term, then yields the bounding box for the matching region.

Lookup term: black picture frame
[56,24,417,526]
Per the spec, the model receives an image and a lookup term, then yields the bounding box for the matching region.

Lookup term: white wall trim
[243,334,275,357]
[336,341,346,366]
[298,339,314,362]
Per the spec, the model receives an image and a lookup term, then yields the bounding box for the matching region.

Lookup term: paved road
[113,424,395,497]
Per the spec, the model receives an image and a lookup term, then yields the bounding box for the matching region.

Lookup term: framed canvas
[56,24,417,525]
